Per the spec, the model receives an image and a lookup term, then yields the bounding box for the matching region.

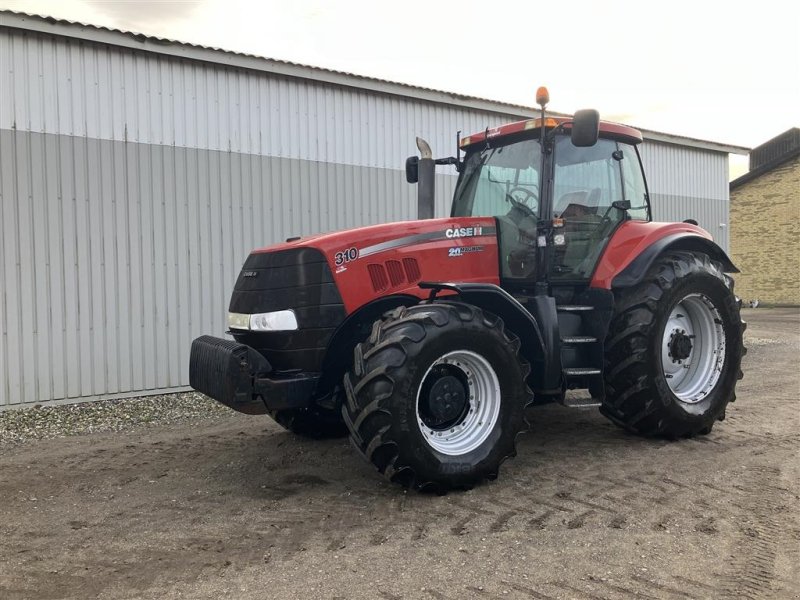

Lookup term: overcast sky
[2,0,799,178]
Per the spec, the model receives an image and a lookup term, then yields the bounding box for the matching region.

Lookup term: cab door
[550,136,650,281]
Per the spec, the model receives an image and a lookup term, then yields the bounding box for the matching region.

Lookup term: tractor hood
[252,217,493,257]
[247,217,501,313]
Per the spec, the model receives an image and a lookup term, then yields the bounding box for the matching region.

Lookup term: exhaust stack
[416,137,435,220]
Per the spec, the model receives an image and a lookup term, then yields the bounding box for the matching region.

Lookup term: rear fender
[611,233,738,289]
[591,221,738,289]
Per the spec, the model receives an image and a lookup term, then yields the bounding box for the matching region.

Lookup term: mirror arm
[434,156,464,172]
[546,121,570,143]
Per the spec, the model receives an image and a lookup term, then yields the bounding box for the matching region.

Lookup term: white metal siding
[0,29,516,168]
[0,26,731,408]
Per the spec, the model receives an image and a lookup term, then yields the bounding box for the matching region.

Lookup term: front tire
[602,251,745,437]
[343,302,533,492]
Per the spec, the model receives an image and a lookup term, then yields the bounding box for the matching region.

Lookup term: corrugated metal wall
[0,27,514,408]
[0,26,731,408]
[640,142,731,249]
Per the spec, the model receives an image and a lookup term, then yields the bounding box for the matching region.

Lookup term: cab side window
[553,138,622,221]
[619,145,650,220]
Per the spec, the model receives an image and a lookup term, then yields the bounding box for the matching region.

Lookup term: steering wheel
[505,186,538,220]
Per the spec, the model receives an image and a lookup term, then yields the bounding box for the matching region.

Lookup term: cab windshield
[452,138,542,280]
[451,138,542,220]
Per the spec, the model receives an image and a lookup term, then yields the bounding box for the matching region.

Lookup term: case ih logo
[445,226,483,239]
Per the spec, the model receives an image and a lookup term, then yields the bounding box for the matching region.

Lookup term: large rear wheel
[343,302,533,492]
[602,251,745,437]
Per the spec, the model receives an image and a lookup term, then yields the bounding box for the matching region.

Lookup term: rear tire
[343,302,533,492]
[602,251,745,437]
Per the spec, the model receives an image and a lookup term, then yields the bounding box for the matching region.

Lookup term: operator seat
[555,188,604,275]
[556,188,602,220]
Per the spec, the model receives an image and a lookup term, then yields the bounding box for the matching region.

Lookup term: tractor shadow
[205,401,677,502]
[181,406,727,553]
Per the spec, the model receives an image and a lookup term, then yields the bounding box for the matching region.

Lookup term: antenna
[456,130,461,169]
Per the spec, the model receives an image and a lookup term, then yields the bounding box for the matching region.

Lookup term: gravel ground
[0,308,798,600]
[0,392,228,447]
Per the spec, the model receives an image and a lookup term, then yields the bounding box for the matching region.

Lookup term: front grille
[229,248,346,373]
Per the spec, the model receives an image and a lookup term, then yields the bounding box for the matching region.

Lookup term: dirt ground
[1,308,798,600]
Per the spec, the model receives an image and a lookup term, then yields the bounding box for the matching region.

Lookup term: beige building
[730,129,800,306]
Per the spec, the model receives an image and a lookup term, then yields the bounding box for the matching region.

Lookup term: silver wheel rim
[661,293,726,403]
[415,350,501,456]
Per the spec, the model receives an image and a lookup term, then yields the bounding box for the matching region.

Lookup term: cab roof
[460,117,643,149]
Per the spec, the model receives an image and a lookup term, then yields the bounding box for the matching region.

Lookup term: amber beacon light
[536,86,550,107]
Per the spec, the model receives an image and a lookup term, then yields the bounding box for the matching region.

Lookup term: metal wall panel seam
[0,131,9,406]
[165,143,181,387]
[4,42,24,405]
[87,125,106,396]
[127,136,143,390]
[77,118,96,397]
[61,133,80,398]
[48,131,66,399]
[107,54,123,394]
[38,133,55,401]
[152,142,168,388]
[100,138,118,394]
[16,120,36,403]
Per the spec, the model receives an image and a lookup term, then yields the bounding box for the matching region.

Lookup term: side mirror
[611,200,631,211]
[405,156,419,183]
[571,109,600,147]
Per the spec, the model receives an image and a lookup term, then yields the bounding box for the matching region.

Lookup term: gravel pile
[0,392,231,448]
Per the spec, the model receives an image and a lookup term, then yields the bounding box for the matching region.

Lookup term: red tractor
[190,90,745,492]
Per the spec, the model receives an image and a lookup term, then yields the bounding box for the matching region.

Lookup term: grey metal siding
[0,26,731,408]
[0,129,461,407]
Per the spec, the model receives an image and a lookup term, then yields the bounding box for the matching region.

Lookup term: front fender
[316,294,420,398]
[419,282,559,393]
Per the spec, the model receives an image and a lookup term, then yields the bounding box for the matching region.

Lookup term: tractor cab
[452,114,651,288]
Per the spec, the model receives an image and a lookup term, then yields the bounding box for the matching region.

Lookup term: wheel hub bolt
[669,329,693,361]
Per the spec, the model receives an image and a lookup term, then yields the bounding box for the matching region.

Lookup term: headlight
[250,310,298,331]
[227,312,251,330]
[228,310,299,331]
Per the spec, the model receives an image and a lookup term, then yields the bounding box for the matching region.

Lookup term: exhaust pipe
[416,137,435,220]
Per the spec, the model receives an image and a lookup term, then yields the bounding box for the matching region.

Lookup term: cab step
[557,305,594,312]
[560,388,602,408]
[562,396,602,409]
[561,336,597,344]
[563,368,602,376]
